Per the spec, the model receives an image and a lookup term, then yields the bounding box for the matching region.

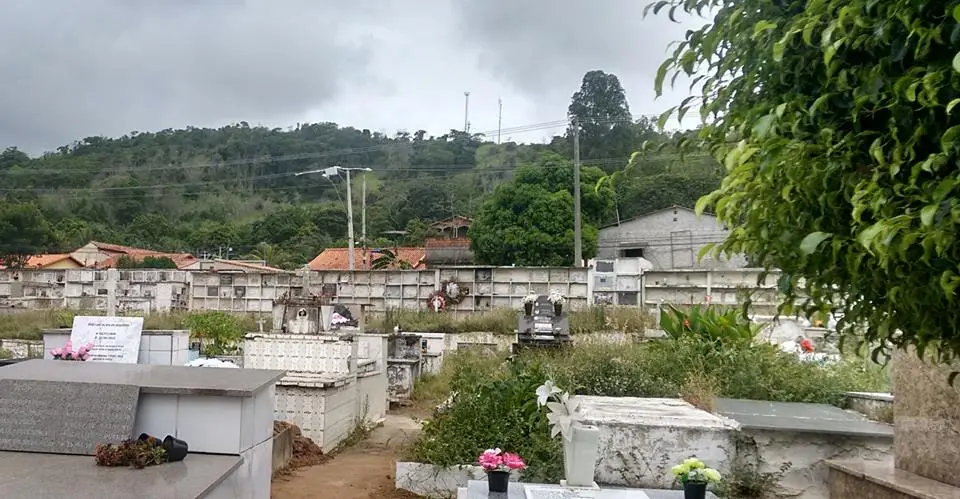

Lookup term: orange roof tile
[89,241,148,254]
[95,252,197,270]
[0,254,81,269]
[308,247,426,271]
[28,254,78,268]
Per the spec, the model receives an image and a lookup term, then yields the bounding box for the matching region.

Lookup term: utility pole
[345,168,355,271]
[497,98,503,144]
[573,123,583,267]
[295,166,372,272]
[361,172,367,250]
[464,91,471,133]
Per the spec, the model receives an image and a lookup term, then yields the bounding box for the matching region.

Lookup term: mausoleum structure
[0,359,284,499]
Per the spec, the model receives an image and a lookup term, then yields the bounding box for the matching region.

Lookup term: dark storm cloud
[452,0,706,117]
[0,0,376,153]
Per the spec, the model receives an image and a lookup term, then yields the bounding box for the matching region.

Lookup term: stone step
[827,460,960,499]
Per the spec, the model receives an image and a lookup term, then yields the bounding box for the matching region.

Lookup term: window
[207,286,219,297]
[595,261,614,272]
[617,292,639,305]
[621,248,645,258]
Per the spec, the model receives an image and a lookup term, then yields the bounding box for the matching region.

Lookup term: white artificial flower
[535,380,561,407]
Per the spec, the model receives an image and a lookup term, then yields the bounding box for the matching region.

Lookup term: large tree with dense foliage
[0,201,55,268]
[566,70,637,167]
[654,0,960,362]
[469,153,606,266]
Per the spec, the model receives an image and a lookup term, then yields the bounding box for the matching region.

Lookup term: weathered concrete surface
[743,430,892,499]
[572,397,740,488]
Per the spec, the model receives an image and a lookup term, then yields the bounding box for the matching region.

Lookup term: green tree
[114,255,177,269]
[653,0,960,362]
[513,152,615,225]
[0,201,54,268]
[470,183,597,266]
[567,70,637,166]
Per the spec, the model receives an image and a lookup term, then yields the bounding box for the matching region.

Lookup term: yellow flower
[683,458,705,469]
[671,464,688,477]
[703,468,722,482]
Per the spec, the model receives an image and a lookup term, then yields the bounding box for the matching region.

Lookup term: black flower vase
[524,303,533,316]
[553,303,562,316]
[684,481,707,499]
[163,435,189,462]
[487,470,510,493]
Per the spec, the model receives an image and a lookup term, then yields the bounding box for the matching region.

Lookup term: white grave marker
[70,316,144,364]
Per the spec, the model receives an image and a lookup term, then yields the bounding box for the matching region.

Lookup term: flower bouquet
[671,457,722,499]
[521,293,538,315]
[547,291,566,315]
[477,448,526,493]
[50,340,95,361]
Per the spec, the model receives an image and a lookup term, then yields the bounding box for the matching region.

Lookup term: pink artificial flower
[477,448,503,471]
[85,342,95,350]
[63,340,73,354]
[50,348,62,358]
[501,452,526,470]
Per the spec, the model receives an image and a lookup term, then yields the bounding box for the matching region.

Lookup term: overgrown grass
[0,309,260,340]
[367,306,651,335]
[409,339,891,482]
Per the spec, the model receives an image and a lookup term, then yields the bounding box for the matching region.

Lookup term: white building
[596,205,747,270]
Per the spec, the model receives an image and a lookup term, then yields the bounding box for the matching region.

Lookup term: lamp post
[296,166,372,271]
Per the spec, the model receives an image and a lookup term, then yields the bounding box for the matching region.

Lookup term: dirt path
[271,412,424,499]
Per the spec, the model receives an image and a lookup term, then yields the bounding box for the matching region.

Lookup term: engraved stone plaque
[0,379,140,455]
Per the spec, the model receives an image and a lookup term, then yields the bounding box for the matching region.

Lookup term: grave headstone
[70,316,144,363]
[0,379,140,455]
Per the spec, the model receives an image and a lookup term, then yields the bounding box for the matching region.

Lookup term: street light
[296,166,372,271]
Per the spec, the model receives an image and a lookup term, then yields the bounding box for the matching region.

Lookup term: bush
[411,359,563,483]
[183,311,248,355]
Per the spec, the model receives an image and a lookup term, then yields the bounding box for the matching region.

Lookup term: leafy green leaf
[752,114,776,138]
[921,204,938,226]
[799,232,832,255]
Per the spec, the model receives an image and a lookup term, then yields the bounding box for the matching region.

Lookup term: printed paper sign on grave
[69,316,144,363]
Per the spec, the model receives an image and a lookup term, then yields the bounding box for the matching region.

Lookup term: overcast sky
[0,0,707,155]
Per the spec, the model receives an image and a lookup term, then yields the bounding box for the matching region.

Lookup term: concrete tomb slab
[0,379,139,455]
[0,451,242,498]
[714,398,893,438]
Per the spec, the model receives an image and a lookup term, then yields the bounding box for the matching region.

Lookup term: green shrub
[184,311,247,355]
[411,359,563,483]
[0,348,13,360]
[659,304,762,348]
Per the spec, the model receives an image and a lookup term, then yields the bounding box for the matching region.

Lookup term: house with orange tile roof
[0,253,84,270]
[307,247,426,271]
[70,241,197,270]
[180,259,290,273]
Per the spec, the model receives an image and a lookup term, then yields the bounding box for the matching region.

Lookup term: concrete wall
[597,207,748,270]
[1,266,780,317]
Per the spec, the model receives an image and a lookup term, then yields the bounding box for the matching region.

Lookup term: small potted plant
[50,340,95,361]
[521,293,538,316]
[671,457,722,499]
[477,448,526,493]
[548,291,566,316]
[96,439,168,469]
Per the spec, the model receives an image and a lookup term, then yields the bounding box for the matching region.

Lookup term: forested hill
[0,70,723,269]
